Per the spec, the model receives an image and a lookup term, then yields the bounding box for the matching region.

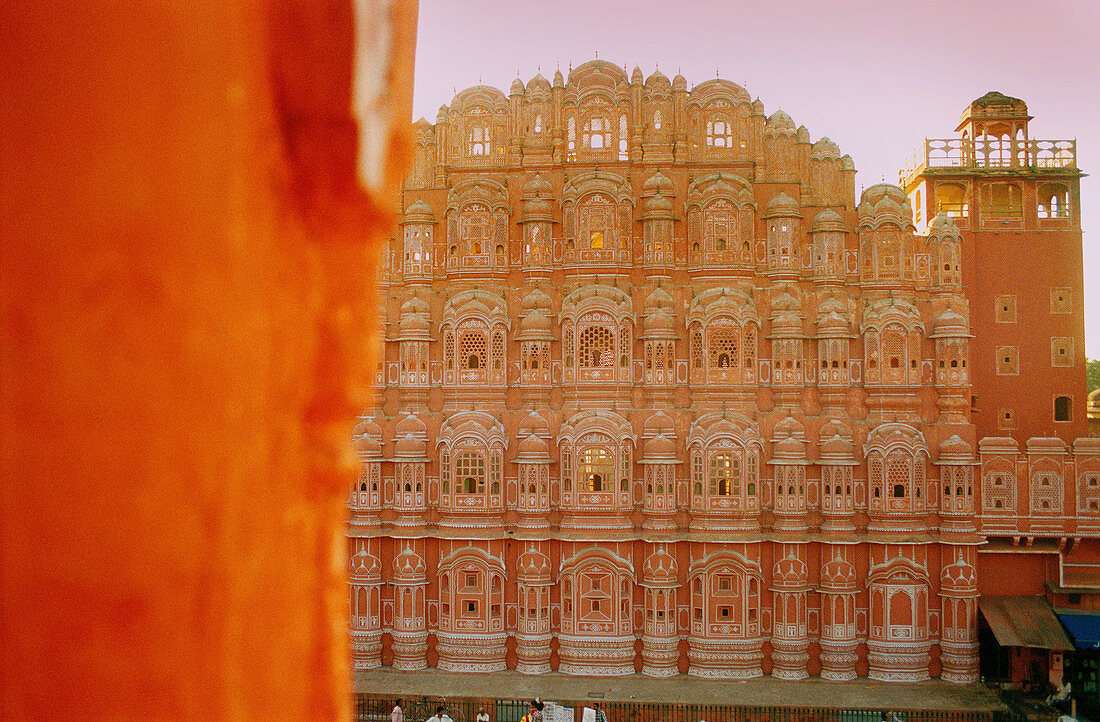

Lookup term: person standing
[392,699,404,722]
[427,706,453,722]
[593,703,607,722]
[476,706,490,722]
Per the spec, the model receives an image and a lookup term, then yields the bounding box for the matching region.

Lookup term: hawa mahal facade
[348,60,1095,683]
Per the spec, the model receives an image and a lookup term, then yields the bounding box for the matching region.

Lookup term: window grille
[460,331,487,370]
[455,452,485,494]
[579,325,615,368]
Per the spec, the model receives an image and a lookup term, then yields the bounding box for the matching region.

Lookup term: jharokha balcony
[900,136,1077,181]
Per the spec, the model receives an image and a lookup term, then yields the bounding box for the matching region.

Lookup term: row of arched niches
[351,409,982,536]
[378,276,974,399]
[405,60,858,184]
[393,179,966,285]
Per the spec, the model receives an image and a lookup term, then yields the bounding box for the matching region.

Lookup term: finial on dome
[595,50,598,58]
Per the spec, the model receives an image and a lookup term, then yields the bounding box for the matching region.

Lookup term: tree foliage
[1088,358,1100,394]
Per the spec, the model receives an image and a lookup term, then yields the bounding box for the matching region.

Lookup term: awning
[1057,612,1100,651]
[979,596,1074,651]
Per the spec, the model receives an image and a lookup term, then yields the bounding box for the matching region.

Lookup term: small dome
[672,73,687,91]
[353,415,382,440]
[642,308,675,335]
[398,311,429,335]
[773,413,805,439]
[773,435,806,460]
[763,192,801,219]
[510,77,525,95]
[928,211,962,239]
[766,110,795,132]
[645,68,671,91]
[552,68,565,87]
[812,137,842,160]
[772,555,809,591]
[521,286,552,310]
[841,155,856,171]
[527,73,551,94]
[931,308,970,338]
[517,546,552,583]
[938,434,974,463]
[642,546,678,586]
[643,410,676,437]
[631,66,644,84]
[819,433,855,461]
[940,559,977,594]
[643,170,673,195]
[521,196,553,223]
[810,208,846,234]
[796,125,811,143]
[644,286,674,310]
[820,557,857,592]
[523,173,553,198]
[519,309,553,337]
[517,433,551,462]
[402,199,435,224]
[400,296,429,315]
[350,549,382,580]
[644,192,673,214]
[395,432,425,457]
[356,434,382,458]
[392,544,427,583]
[518,410,551,438]
[642,433,678,462]
[395,412,426,439]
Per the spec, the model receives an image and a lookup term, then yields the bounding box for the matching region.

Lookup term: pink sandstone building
[348,61,1095,685]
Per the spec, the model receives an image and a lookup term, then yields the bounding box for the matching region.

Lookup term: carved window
[491,330,505,371]
[982,470,1016,512]
[468,125,490,156]
[580,572,612,621]
[459,330,487,370]
[580,447,613,492]
[709,454,738,496]
[691,328,704,369]
[710,327,739,368]
[706,117,733,148]
[583,116,610,149]
[567,116,576,155]
[1078,472,1100,513]
[618,114,628,160]
[577,194,618,250]
[1051,338,1073,367]
[1037,183,1070,219]
[936,183,968,217]
[458,204,491,256]
[440,449,450,494]
[455,451,485,494]
[653,109,662,130]
[995,295,1017,323]
[703,201,737,257]
[1050,288,1072,314]
[996,346,1019,375]
[579,325,615,368]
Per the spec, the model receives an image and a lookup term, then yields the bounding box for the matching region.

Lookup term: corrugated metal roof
[979,596,1073,651]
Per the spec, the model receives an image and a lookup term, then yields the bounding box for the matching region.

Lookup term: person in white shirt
[391,699,404,722]
[476,707,489,722]
[427,706,453,722]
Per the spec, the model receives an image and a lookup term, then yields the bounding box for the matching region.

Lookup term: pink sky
[413,0,1099,356]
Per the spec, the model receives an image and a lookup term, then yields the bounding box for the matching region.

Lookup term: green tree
[1089,358,1100,394]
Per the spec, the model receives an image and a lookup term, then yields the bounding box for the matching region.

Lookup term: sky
[412,0,1099,356]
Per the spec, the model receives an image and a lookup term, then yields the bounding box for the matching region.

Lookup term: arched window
[583,116,610,149]
[581,447,613,491]
[579,325,615,368]
[576,194,618,251]
[456,451,485,494]
[710,453,737,496]
[706,117,733,148]
[468,125,490,156]
[703,200,737,257]
[458,204,491,258]
[653,109,662,130]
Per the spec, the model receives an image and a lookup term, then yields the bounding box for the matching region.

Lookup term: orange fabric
[1,1,415,718]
